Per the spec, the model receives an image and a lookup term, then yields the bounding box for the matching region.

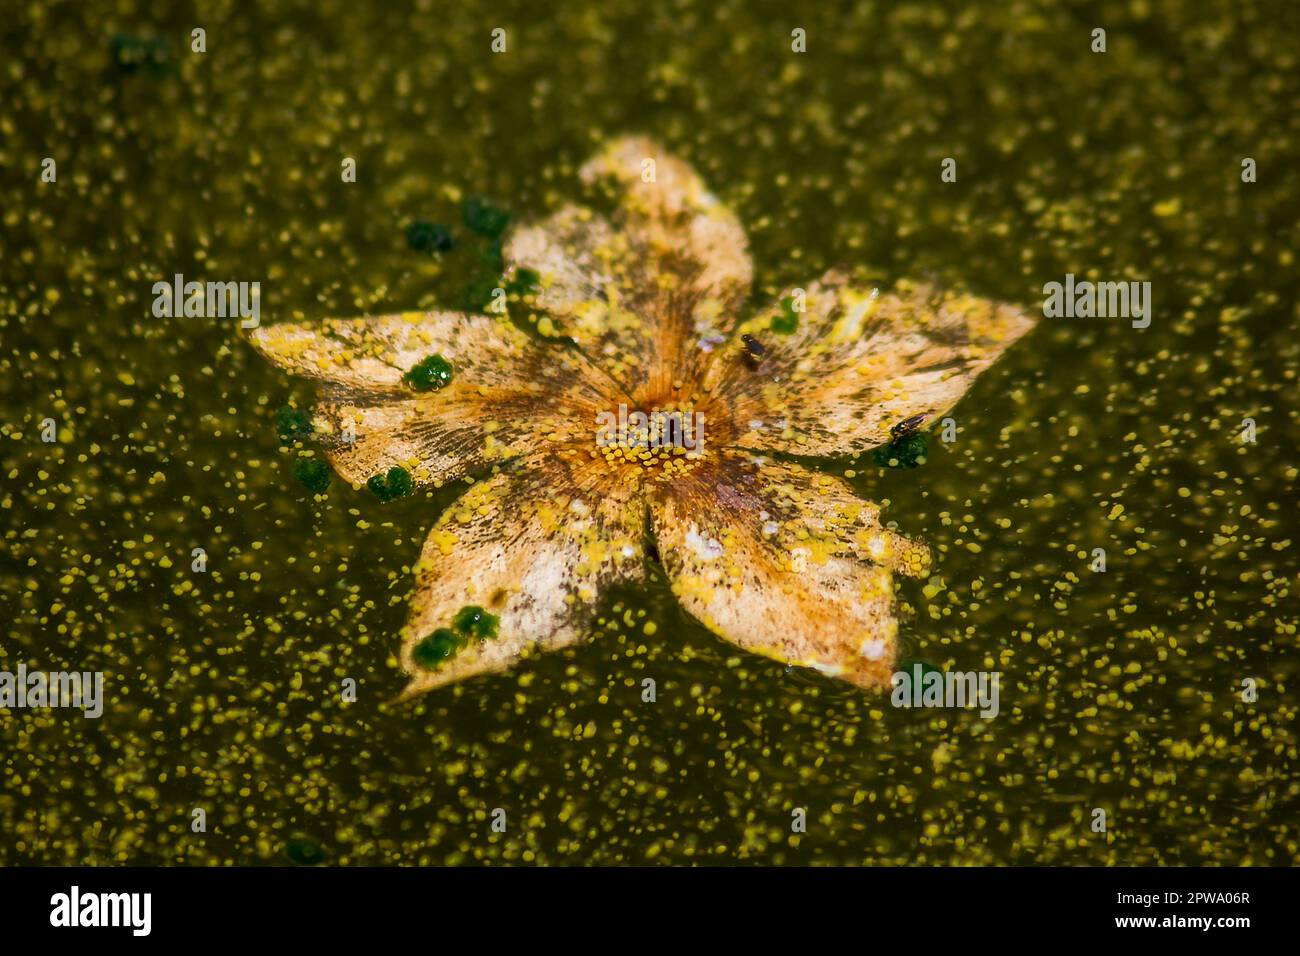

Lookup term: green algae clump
[403,355,453,391]
[285,838,327,865]
[275,405,313,443]
[292,458,330,493]
[406,220,455,254]
[453,604,499,640]
[413,627,467,667]
[367,466,414,502]
[411,607,500,671]
[771,297,800,335]
[507,267,540,298]
[461,197,510,239]
[873,431,928,469]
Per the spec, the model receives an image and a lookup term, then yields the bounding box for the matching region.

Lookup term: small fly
[890,414,926,442]
[740,333,766,369]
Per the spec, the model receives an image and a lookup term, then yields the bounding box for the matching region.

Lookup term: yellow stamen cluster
[591,408,705,483]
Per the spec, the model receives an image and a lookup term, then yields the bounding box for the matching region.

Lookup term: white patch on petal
[685,525,724,561]
[859,638,888,661]
[517,556,570,619]
[748,419,765,431]
[762,521,779,537]
[570,499,590,517]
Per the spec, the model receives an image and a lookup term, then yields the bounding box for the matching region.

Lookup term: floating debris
[107,33,169,75]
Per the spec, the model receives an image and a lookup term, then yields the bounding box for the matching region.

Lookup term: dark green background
[1,0,1297,864]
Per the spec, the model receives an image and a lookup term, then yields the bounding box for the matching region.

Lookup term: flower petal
[249,311,621,487]
[732,456,932,577]
[704,273,1037,456]
[399,453,647,697]
[649,452,928,688]
[504,136,752,400]
[248,310,608,394]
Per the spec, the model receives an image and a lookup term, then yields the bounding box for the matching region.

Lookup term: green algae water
[2,0,1298,866]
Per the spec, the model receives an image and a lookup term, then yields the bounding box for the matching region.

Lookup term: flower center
[591,402,706,482]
